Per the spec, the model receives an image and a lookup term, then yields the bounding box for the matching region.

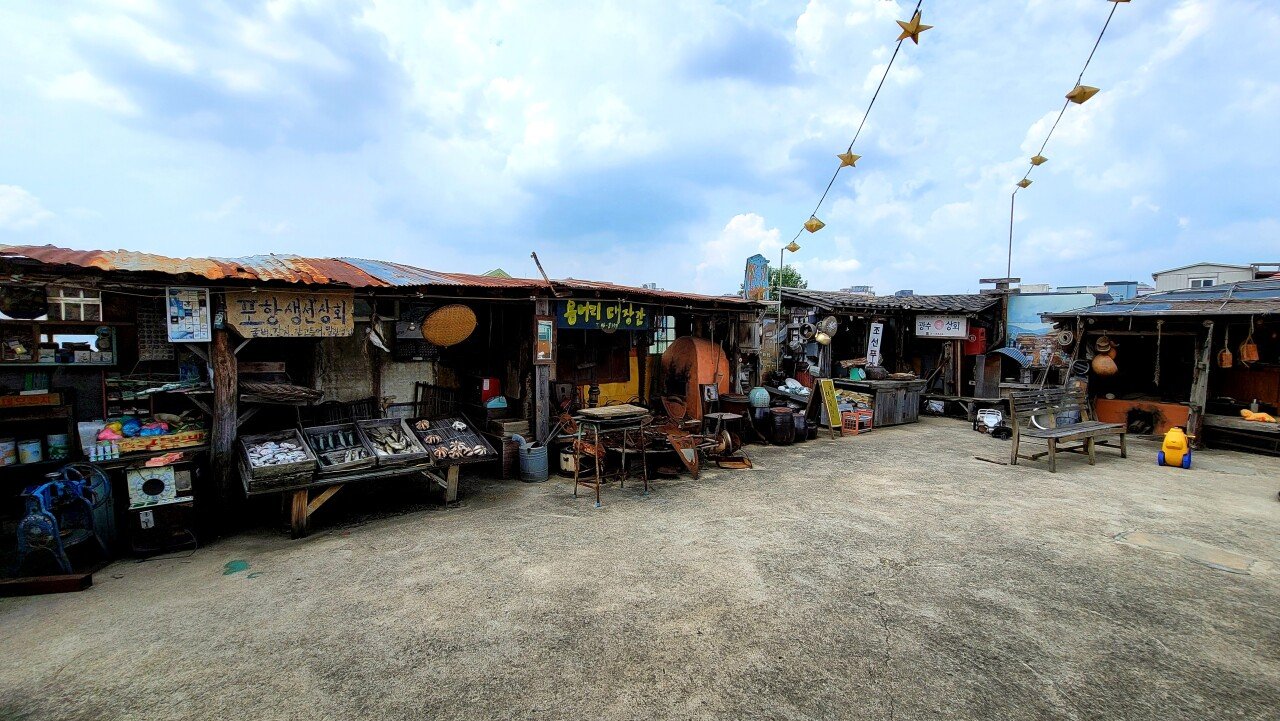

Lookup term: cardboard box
[38,348,56,363]
[73,350,92,364]
[93,351,113,364]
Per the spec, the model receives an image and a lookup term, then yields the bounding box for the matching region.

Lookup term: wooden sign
[915,314,968,338]
[556,300,651,330]
[818,378,842,438]
[226,291,354,338]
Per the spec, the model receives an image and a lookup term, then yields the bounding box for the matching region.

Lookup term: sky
[1,0,1277,296]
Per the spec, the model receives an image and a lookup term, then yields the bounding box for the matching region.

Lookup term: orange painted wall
[1094,399,1190,435]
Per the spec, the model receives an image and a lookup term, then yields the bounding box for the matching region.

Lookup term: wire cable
[789,0,924,244]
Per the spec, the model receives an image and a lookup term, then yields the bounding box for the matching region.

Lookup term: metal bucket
[519,443,549,483]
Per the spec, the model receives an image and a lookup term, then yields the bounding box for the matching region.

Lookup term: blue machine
[16,464,114,574]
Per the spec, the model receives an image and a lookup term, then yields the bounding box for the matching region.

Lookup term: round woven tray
[422,304,477,347]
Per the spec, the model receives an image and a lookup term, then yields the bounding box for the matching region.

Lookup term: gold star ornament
[895,11,933,45]
[1066,85,1100,104]
[1030,155,1048,166]
[803,216,825,233]
[837,151,862,168]
[1017,179,1033,189]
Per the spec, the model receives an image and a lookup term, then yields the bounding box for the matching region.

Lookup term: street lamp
[776,240,801,369]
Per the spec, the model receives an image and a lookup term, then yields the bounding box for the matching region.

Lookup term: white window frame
[650,315,676,354]
[1188,277,1215,288]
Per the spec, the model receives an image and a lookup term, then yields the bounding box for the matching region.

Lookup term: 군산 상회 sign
[226,290,354,338]
[914,315,968,338]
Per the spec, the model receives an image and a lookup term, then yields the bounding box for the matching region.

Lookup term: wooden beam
[306,484,344,515]
[211,326,240,527]
[1187,321,1213,448]
[0,573,92,597]
[534,298,552,443]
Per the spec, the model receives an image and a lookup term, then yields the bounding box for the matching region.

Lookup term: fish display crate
[409,416,497,467]
[238,428,318,494]
[355,418,429,467]
[301,422,377,476]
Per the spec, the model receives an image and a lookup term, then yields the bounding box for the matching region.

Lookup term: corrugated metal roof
[782,288,997,314]
[1046,279,1280,317]
[0,243,757,306]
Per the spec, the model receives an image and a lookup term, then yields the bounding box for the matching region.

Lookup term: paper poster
[166,287,212,343]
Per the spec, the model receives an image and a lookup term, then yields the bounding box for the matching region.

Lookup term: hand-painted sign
[226,291,354,338]
[866,322,884,366]
[556,300,651,330]
[743,254,770,301]
[915,314,968,338]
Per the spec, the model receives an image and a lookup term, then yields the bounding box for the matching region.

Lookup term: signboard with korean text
[555,300,651,330]
[914,314,968,339]
[166,287,212,343]
[743,254,770,301]
[866,322,884,366]
[225,290,354,338]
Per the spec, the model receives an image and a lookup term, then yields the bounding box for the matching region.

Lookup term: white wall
[1153,264,1253,291]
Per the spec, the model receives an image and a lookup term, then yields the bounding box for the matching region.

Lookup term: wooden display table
[242,460,459,538]
[833,379,927,427]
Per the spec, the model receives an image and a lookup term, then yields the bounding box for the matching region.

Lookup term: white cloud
[71,13,197,73]
[693,213,780,291]
[200,195,244,222]
[45,71,139,115]
[0,186,55,230]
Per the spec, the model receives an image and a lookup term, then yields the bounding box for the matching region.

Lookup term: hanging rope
[1153,319,1163,386]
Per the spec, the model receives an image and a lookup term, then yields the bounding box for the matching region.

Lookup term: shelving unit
[0,319,121,368]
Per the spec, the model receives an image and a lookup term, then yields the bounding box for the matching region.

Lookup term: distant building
[482,268,512,278]
[1019,283,1052,294]
[840,285,874,296]
[1103,281,1139,301]
[1152,262,1255,291]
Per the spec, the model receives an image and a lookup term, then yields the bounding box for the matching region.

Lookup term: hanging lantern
[895,11,933,45]
[1030,155,1048,166]
[803,216,825,233]
[785,240,801,253]
[1017,179,1033,188]
[1066,85,1100,104]
[837,151,862,168]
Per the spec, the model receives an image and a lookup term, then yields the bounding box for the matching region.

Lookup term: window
[650,315,676,354]
[1188,277,1215,288]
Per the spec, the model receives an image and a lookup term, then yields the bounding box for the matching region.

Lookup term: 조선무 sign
[866,322,884,366]
[556,300,651,330]
[914,314,968,339]
[225,290,354,338]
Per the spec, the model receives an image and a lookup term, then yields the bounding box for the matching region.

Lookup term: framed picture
[534,316,555,365]
[166,287,212,343]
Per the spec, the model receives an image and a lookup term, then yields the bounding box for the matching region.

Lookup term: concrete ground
[1,417,1278,720]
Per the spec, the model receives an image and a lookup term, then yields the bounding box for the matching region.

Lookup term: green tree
[770,266,807,300]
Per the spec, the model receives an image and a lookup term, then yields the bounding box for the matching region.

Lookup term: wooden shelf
[0,362,115,368]
[0,319,132,327]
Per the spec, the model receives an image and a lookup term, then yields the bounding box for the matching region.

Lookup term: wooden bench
[1009,389,1126,472]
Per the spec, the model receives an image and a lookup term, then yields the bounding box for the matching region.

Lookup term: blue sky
[1,0,1277,295]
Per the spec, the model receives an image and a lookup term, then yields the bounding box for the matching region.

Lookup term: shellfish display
[245,440,309,467]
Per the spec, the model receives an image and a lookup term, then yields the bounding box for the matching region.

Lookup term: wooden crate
[301,423,376,475]
[117,430,208,453]
[356,418,429,466]
[409,417,497,466]
[238,429,317,494]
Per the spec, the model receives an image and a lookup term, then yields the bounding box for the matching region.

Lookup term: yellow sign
[226,291,354,338]
[818,378,842,437]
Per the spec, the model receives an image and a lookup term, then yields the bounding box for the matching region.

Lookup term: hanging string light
[789,0,930,241]
[1006,0,1129,278]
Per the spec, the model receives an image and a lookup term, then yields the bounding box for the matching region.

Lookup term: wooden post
[1187,320,1213,448]
[534,298,552,443]
[210,326,239,528]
